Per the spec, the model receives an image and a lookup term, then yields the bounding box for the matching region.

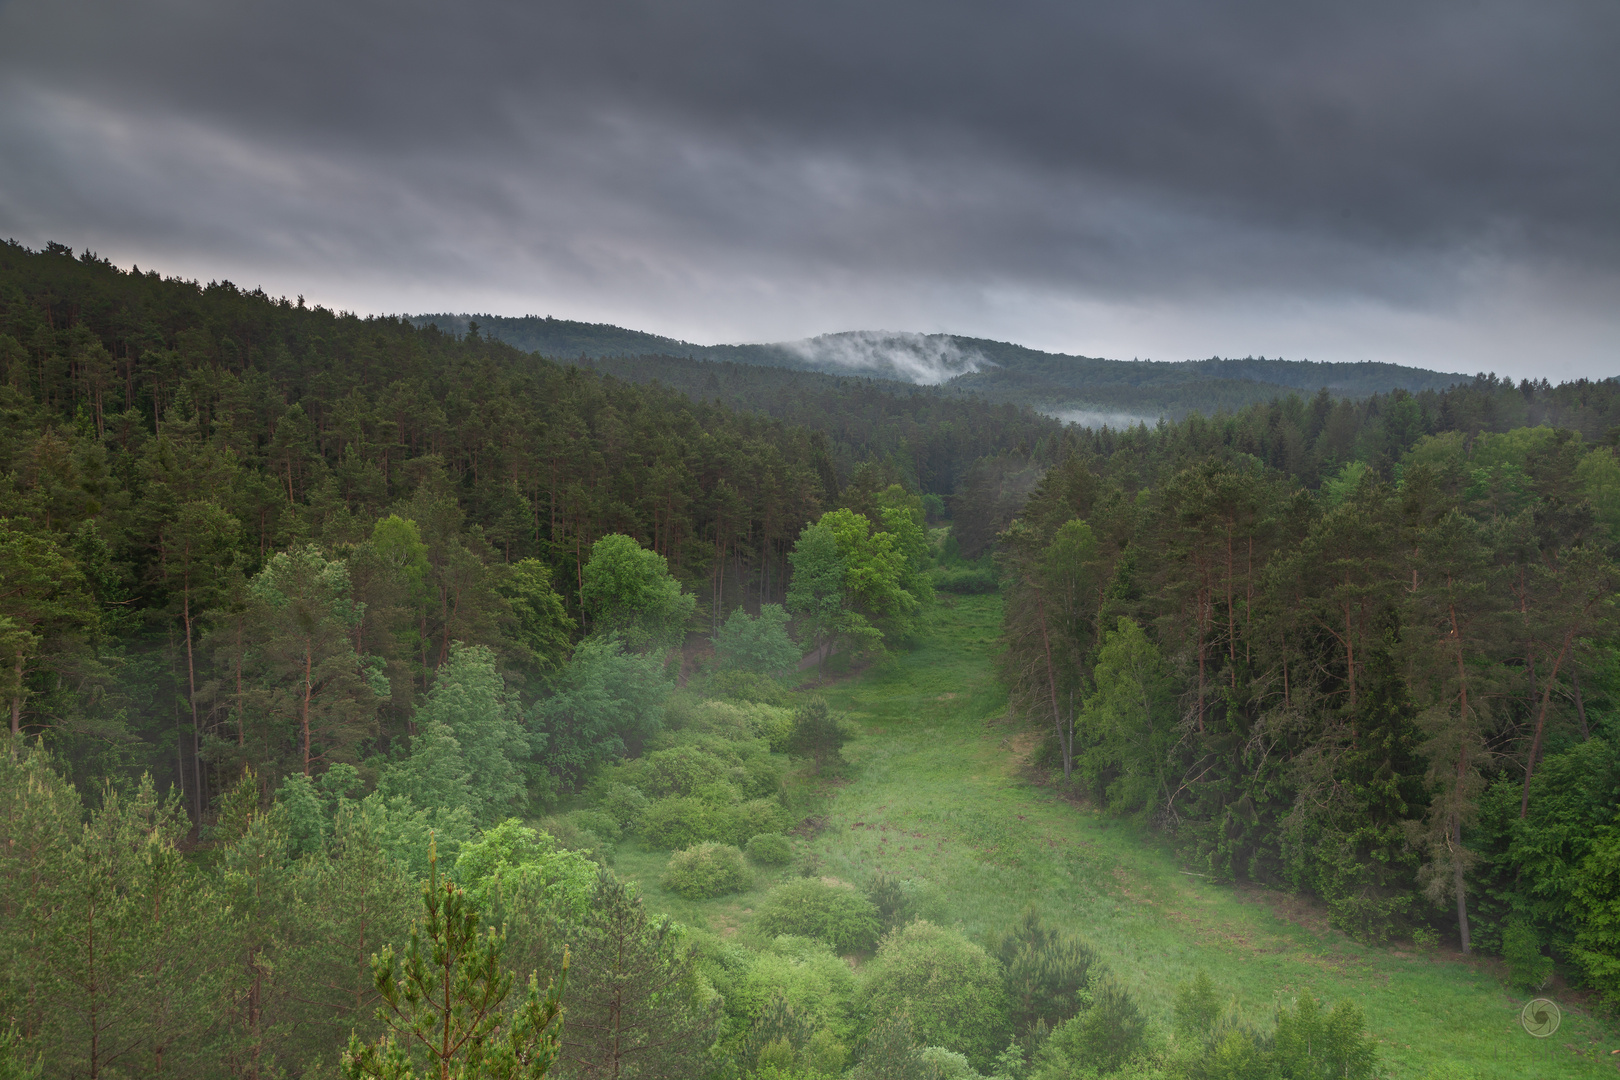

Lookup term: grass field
[615,593,1618,1079]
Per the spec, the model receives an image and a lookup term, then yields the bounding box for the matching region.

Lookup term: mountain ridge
[409,312,1472,421]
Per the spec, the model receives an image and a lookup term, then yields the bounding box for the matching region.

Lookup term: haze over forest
[411,312,1474,424]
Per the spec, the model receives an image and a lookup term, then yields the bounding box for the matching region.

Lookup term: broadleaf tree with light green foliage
[580,534,696,653]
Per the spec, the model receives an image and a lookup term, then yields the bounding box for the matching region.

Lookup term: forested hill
[569,352,1062,495]
[412,312,1468,420]
[8,241,1620,1077]
[0,242,833,783]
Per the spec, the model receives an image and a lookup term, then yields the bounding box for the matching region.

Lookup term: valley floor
[617,594,1618,1079]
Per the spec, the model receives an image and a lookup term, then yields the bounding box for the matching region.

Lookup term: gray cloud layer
[1,0,1615,377]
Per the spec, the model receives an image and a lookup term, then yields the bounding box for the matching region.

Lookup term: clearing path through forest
[624,593,1618,1078]
[814,594,1620,1079]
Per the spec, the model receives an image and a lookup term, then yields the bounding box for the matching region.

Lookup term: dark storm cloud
[0,0,1616,374]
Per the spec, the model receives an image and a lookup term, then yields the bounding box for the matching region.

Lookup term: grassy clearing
[615,594,1617,1078]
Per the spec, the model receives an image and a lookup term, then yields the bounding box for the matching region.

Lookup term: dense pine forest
[2,239,1619,1079]
[995,380,1620,968]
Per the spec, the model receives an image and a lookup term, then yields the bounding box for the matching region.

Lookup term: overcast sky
[1,0,1616,380]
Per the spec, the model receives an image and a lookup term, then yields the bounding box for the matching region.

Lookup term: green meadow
[614,594,1618,1079]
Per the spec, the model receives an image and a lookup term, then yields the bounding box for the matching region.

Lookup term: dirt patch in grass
[793,814,829,838]
[1018,761,1095,810]
[1232,881,1339,939]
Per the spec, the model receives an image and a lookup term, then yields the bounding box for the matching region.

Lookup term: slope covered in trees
[569,352,1062,499]
[0,240,850,794]
[995,377,1620,992]
[3,238,1618,1078]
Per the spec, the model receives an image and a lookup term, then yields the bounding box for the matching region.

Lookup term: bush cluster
[857,921,1010,1067]
[930,565,998,594]
[641,796,791,850]
[662,842,751,899]
[746,832,794,866]
[754,879,881,954]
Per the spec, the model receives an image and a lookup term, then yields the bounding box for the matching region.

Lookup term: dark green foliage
[746,832,795,866]
[0,240,844,805]
[565,808,623,844]
[662,842,750,899]
[865,871,911,932]
[738,995,848,1079]
[559,870,716,1080]
[754,879,882,954]
[1271,995,1378,1080]
[993,379,1620,985]
[992,908,1098,1035]
[528,637,672,788]
[785,699,852,773]
[1500,917,1552,992]
[1569,826,1620,999]
[593,782,651,831]
[848,1015,933,1080]
[640,796,735,850]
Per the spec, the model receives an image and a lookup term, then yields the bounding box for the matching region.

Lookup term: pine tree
[342,848,566,1080]
[559,870,715,1080]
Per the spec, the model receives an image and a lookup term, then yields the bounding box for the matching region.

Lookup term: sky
[1,0,1616,381]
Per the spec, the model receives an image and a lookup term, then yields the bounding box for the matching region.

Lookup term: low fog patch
[1043,407,1160,430]
[783,331,988,384]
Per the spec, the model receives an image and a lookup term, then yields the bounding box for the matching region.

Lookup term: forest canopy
[2,238,1618,1079]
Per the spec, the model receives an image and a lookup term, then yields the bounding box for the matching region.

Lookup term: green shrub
[867,873,910,932]
[992,908,1098,1035]
[673,697,781,739]
[918,1046,983,1080]
[1502,917,1553,992]
[536,816,613,865]
[930,566,997,595]
[737,755,787,799]
[691,780,747,807]
[663,842,750,899]
[706,671,791,706]
[641,796,737,850]
[786,699,854,773]
[735,798,791,844]
[1172,970,1221,1046]
[595,782,650,830]
[566,808,623,844]
[734,940,859,1045]
[1273,995,1377,1080]
[714,604,800,676]
[747,833,794,866]
[1036,979,1145,1075]
[1570,826,1620,1002]
[636,744,737,798]
[755,879,882,954]
[848,1016,931,1080]
[857,921,1010,1069]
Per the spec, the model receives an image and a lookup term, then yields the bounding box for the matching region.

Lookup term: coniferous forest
[3,239,1620,1078]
